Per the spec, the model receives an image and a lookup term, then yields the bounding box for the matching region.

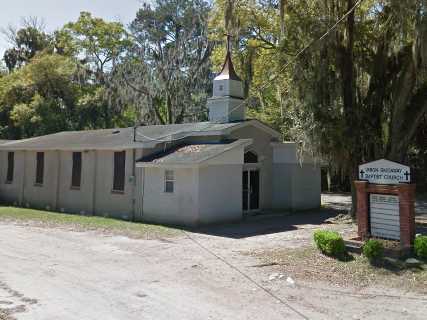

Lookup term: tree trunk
[338,0,358,216]
[279,0,286,41]
[166,94,173,124]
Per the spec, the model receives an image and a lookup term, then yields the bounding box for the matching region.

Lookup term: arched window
[244,151,258,163]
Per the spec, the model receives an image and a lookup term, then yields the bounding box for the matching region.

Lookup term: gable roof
[0,140,16,145]
[137,139,252,167]
[0,119,281,151]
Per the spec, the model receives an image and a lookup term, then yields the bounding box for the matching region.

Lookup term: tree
[57,11,132,84]
[110,0,213,125]
[0,53,78,138]
[210,0,427,197]
[2,17,52,71]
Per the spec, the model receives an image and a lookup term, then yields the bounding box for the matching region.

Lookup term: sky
[0,0,146,58]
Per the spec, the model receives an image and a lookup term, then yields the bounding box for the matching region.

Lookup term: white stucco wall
[142,167,199,226]
[198,164,242,224]
[0,149,140,220]
[0,151,25,205]
[272,143,321,211]
[57,151,95,215]
[93,150,136,220]
[22,151,59,210]
[230,126,274,210]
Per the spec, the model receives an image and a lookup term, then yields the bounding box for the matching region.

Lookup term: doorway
[242,169,260,212]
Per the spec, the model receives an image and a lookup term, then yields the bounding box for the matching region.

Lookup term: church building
[0,48,320,226]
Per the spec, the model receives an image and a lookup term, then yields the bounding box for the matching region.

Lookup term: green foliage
[58,11,131,79]
[109,0,213,125]
[3,23,52,71]
[362,239,384,262]
[414,235,427,260]
[313,230,346,258]
[211,0,427,191]
[0,14,136,139]
[0,206,178,238]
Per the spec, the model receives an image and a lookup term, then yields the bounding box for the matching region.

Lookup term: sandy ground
[0,195,426,320]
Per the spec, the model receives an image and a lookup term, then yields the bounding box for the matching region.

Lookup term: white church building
[0,50,320,226]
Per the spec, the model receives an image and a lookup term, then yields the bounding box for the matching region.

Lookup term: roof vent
[112,130,120,135]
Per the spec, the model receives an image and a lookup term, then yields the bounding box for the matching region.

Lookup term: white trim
[164,169,175,193]
[226,119,282,139]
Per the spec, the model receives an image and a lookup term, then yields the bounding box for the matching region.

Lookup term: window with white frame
[164,170,175,193]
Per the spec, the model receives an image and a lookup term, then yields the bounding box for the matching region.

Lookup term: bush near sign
[358,159,410,185]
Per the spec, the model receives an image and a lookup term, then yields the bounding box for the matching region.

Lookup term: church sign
[355,159,415,248]
[359,159,410,185]
[369,194,400,240]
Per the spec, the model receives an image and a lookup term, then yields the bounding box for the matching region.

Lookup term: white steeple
[208,35,245,123]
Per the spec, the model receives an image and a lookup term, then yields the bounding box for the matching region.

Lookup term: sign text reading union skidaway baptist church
[359,159,411,185]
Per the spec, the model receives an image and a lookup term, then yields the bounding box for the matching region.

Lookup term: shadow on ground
[192,209,340,239]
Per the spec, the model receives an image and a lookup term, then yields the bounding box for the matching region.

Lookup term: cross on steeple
[225,33,232,54]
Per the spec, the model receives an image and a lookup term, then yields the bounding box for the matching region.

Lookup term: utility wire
[182,230,309,320]
[134,0,364,143]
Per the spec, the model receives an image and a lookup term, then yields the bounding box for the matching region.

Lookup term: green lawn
[0,206,179,239]
[255,246,427,293]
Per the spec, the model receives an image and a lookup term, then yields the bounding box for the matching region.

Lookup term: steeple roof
[214,35,241,81]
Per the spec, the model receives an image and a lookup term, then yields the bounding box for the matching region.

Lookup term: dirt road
[0,207,426,319]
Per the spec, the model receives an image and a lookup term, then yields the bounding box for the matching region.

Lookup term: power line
[220,0,364,122]
[182,230,309,320]
[134,0,364,143]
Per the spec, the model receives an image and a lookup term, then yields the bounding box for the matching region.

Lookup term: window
[35,152,44,185]
[244,151,258,163]
[113,151,126,192]
[71,152,82,188]
[164,170,174,193]
[6,152,14,183]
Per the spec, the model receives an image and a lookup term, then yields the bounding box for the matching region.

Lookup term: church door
[242,169,260,212]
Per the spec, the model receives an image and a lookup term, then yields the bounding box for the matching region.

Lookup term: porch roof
[136,139,252,168]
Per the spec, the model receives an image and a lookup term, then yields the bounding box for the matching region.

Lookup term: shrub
[414,235,427,260]
[313,230,346,258]
[362,239,384,262]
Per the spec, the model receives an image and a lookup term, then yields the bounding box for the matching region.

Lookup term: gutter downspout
[20,151,26,206]
[91,150,98,216]
[131,149,136,221]
[54,150,61,210]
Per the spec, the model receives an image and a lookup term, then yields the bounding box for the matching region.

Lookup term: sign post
[355,159,416,249]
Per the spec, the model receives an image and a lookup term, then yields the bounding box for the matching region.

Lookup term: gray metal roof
[0,122,246,151]
[0,140,16,145]
[137,139,252,166]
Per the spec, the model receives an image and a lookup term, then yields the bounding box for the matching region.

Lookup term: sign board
[359,159,410,185]
[370,194,400,240]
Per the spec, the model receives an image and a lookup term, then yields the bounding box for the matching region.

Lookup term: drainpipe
[91,150,98,215]
[20,151,27,206]
[54,150,61,210]
[131,149,136,221]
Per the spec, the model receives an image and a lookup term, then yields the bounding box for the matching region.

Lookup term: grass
[253,246,427,293]
[0,206,179,239]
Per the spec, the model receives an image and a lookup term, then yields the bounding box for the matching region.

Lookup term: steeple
[214,35,241,81]
[208,34,245,123]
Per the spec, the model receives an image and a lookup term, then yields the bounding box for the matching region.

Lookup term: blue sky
[0,0,146,57]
